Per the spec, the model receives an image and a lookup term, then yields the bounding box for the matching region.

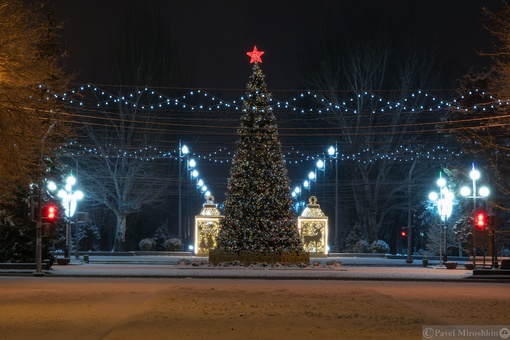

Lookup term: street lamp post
[429,172,453,266]
[303,180,310,194]
[57,174,84,259]
[460,163,489,267]
[328,144,339,252]
[178,141,189,242]
[292,186,303,213]
[316,159,325,204]
[185,158,197,242]
[308,171,315,193]
[34,123,56,276]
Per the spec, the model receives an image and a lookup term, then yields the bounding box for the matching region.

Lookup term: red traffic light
[42,205,58,222]
[475,212,486,229]
[400,228,407,237]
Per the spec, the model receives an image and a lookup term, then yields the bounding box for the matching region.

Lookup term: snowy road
[0,277,508,339]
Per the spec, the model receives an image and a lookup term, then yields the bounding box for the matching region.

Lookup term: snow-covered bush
[139,238,155,251]
[163,238,182,251]
[371,240,390,253]
[352,240,370,253]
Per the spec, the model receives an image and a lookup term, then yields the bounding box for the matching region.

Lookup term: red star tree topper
[247,46,264,63]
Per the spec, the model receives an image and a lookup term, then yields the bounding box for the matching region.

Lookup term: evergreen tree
[216,56,303,254]
[77,223,101,251]
[344,223,366,252]
[152,225,170,251]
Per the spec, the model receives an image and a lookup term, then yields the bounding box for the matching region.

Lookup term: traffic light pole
[33,177,45,277]
[33,122,55,277]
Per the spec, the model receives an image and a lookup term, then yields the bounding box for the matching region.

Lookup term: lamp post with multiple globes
[428,173,453,265]
[57,174,84,259]
[460,164,489,267]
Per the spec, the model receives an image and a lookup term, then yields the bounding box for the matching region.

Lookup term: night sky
[49,0,499,90]
[46,0,503,204]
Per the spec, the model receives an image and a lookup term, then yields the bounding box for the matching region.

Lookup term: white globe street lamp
[308,171,315,181]
[47,181,57,192]
[188,159,196,169]
[316,159,324,170]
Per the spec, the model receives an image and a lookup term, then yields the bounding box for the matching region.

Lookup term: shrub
[163,238,182,251]
[139,238,155,251]
[352,240,370,253]
[371,240,390,253]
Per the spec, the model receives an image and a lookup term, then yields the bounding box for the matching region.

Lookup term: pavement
[2,255,509,282]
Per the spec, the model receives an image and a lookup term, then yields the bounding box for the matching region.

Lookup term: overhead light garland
[42,82,507,201]
[40,83,509,117]
[62,142,461,164]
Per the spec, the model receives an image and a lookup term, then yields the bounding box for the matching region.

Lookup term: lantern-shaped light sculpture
[194,196,223,256]
[298,196,328,256]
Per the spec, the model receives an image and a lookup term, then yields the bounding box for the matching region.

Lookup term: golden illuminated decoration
[298,196,328,256]
[301,196,325,217]
[195,196,223,255]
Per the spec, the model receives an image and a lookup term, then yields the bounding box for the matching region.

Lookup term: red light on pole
[476,212,486,229]
[42,204,58,222]
[400,228,407,237]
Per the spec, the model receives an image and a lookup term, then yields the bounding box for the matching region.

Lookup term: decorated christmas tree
[216,47,303,254]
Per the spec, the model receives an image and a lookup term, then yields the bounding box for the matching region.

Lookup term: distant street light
[307,171,315,192]
[308,171,315,181]
[178,141,189,241]
[328,143,339,252]
[316,159,324,170]
[292,186,301,198]
[316,159,326,209]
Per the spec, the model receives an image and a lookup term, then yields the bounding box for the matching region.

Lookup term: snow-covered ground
[0,277,508,340]
[42,261,474,281]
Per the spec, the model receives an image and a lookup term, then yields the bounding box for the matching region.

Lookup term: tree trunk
[113,213,127,252]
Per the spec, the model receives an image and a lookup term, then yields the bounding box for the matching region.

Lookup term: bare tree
[443,3,510,252]
[301,4,444,246]
[74,92,173,251]
[65,3,191,251]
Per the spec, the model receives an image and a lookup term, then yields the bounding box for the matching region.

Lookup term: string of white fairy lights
[60,84,509,114]
[54,84,507,199]
[63,143,460,164]
[59,84,491,161]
